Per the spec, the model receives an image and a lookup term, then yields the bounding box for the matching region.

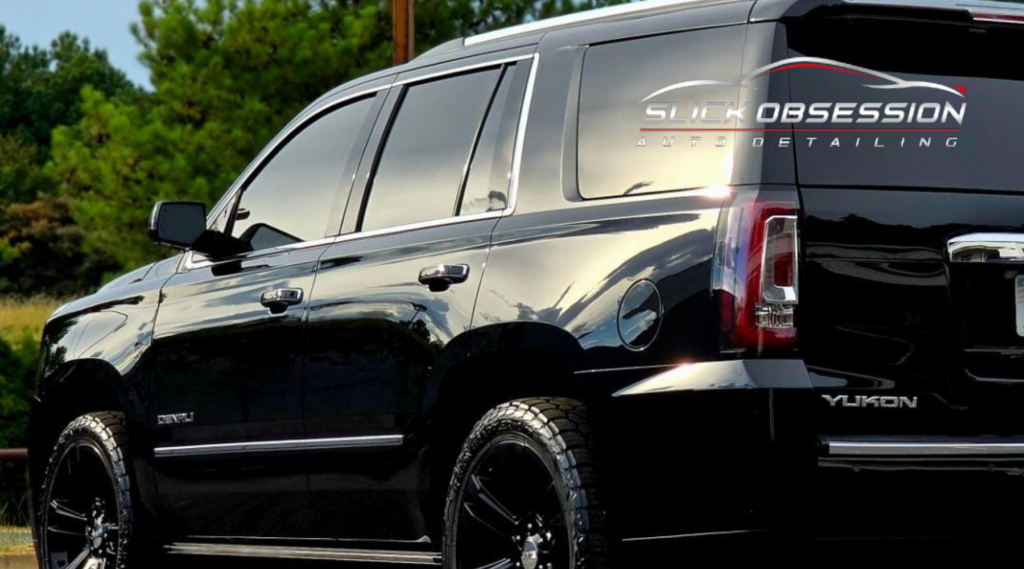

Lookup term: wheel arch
[29,359,133,495]
[422,321,589,538]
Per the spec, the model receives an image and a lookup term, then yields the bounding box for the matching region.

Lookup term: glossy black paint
[28,0,1024,558]
[303,218,499,541]
[150,244,327,537]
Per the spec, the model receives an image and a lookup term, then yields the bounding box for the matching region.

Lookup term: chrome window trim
[183,235,338,271]
[463,0,704,46]
[505,52,539,216]
[166,543,441,565]
[154,434,403,458]
[826,439,1024,457]
[183,52,540,271]
[392,52,533,87]
[333,209,505,246]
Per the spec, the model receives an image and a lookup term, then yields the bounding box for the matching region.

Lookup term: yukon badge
[158,412,196,426]
[822,394,918,409]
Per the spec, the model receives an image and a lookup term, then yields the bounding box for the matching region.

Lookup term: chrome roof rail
[463,0,711,47]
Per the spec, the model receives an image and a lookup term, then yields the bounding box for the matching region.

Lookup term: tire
[38,412,140,569]
[443,398,610,569]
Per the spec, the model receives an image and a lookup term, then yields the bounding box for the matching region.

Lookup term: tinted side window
[460,63,530,215]
[577,26,746,199]
[362,68,500,231]
[232,97,374,251]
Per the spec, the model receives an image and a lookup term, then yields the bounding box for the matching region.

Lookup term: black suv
[28,0,1024,566]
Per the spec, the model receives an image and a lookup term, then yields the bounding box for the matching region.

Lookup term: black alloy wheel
[40,413,138,569]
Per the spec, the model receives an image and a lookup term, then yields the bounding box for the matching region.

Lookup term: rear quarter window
[577,25,747,199]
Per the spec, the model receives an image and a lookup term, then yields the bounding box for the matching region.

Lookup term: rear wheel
[443,398,610,569]
[39,412,139,569]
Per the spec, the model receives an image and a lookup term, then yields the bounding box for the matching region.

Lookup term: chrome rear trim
[826,439,1024,457]
[948,233,1024,263]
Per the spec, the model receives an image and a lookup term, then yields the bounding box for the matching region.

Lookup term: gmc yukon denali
[28,0,1024,566]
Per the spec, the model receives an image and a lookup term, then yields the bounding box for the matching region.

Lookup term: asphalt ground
[152,538,1021,568]
[5,537,1017,568]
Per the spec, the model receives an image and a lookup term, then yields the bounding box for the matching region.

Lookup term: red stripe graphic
[641,128,961,132]
[755,63,880,80]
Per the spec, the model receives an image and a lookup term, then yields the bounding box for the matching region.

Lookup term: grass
[0,297,62,344]
[0,527,31,555]
[0,503,31,554]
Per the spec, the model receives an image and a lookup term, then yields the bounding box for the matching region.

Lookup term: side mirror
[149,201,207,250]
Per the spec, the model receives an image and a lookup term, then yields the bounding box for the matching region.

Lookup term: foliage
[0,26,138,295]
[0,334,38,526]
[50,0,394,272]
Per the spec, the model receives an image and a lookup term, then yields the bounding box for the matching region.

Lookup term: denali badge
[822,394,918,409]
[157,412,196,425]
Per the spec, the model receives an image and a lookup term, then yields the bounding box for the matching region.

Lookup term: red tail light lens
[712,188,800,354]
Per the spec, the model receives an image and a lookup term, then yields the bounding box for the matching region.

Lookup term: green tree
[0,27,137,150]
[50,0,631,278]
[0,27,138,295]
[52,0,391,271]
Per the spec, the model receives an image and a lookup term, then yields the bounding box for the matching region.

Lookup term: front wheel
[39,412,139,569]
[443,398,610,569]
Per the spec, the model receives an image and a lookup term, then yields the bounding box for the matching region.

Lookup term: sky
[0,0,150,88]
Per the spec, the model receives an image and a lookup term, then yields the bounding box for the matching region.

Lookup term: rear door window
[460,62,530,215]
[362,68,501,231]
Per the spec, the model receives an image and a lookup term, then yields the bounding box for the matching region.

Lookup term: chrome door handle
[260,288,304,313]
[948,233,1024,263]
[419,264,470,291]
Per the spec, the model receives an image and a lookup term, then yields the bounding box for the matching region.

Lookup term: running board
[824,437,1024,457]
[167,542,442,565]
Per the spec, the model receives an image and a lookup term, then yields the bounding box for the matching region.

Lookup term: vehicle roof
[325,0,1024,99]
[432,0,1024,56]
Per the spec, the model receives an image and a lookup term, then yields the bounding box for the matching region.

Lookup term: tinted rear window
[577,26,747,199]
[785,19,1024,192]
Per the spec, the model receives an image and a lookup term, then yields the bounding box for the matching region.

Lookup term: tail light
[712,188,800,355]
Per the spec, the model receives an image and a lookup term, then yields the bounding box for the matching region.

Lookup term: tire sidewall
[444,402,595,569]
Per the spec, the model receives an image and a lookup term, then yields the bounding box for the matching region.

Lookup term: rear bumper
[589,359,1024,542]
[817,436,1024,539]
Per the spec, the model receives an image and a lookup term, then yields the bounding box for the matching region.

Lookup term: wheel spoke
[465,474,520,535]
[46,526,84,538]
[456,437,573,569]
[473,559,515,569]
[50,500,88,523]
[65,547,92,569]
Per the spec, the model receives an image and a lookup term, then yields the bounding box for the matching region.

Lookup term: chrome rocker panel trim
[154,435,404,458]
[167,543,441,565]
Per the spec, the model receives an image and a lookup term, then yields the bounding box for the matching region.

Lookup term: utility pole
[393,0,415,65]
